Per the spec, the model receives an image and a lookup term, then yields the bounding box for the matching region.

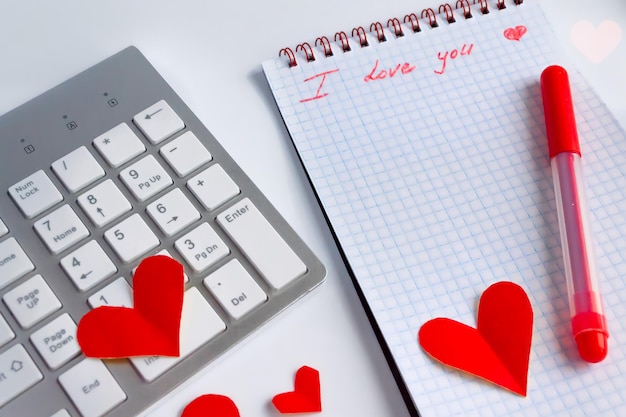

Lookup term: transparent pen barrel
[551,153,605,334]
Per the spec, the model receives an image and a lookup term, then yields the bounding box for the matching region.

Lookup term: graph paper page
[263,2,626,416]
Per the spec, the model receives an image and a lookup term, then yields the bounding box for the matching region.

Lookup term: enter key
[216,198,307,290]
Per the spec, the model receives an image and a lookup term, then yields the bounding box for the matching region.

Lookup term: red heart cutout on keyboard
[418,281,533,396]
[77,255,184,358]
[272,366,322,414]
[503,25,528,41]
[181,394,240,417]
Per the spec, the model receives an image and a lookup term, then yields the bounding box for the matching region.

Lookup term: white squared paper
[263,2,626,416]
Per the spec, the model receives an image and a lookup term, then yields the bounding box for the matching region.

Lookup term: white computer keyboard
[0,46,325,417]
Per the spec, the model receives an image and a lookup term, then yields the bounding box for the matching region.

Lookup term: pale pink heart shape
[571,20,622,64]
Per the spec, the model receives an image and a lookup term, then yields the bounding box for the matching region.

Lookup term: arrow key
[146,188,200,237]
[60,240,117,292]
[77,179,132,228]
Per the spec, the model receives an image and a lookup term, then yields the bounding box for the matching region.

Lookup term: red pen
[540,65,609,363]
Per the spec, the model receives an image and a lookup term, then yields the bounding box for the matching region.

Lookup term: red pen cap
[540,65,581,158]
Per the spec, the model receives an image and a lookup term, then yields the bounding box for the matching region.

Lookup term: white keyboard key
[30,313,80,370]
[188,164,240,211]
[146,188,200,236]
[160,131,212,177]
[133,100,185,144]
[204,260,267,320]
[0,218,8,236]
[104,214,160,263]
[0,344,43,407]
[130,287,225,382]
[58,358,126,417]
[50,410,71,417]
[174,223,230,273]
[51,146,105,193]
[0,237,35,290]
[60,241,117,292]
[131,250,189,283]
[87,278,133,308]
[34,205,90,254]
[119,155,173,202]
[8,170,63,219]
[0,313,15,347]
[3,275,62,329]
[217,199,307,289]
[93,123,146,167]
[78,179,132,227]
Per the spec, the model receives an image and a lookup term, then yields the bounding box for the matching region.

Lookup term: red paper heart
[272,366,322,414]
[504,25,528,41]
[77,255,185,358]
[418,281,533,396]
[181,394,240,417]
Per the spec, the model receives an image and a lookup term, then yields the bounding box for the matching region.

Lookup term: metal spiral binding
[278,0,523,67]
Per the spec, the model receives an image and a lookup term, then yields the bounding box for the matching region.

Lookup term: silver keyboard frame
[0,46,326,417]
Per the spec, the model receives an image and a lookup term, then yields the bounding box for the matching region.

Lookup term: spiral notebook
[262,1,626,416]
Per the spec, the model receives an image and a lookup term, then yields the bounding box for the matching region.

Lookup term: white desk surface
[1,1,624,416]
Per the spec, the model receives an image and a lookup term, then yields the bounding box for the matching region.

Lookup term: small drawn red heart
[77,255,185,358]
[272,366,322,414]
[504,25,528,41]
[419,281,533,396]
[181,394,240,417]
